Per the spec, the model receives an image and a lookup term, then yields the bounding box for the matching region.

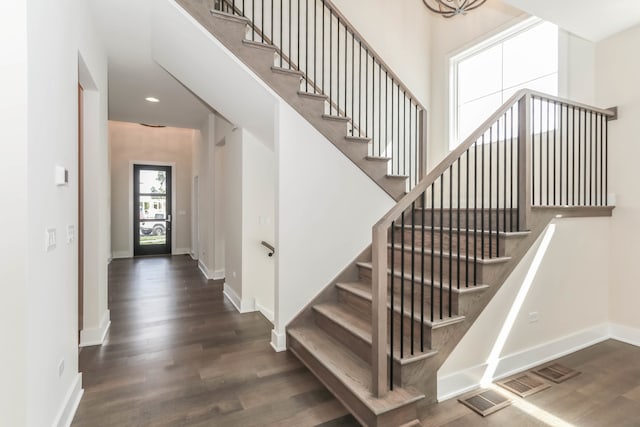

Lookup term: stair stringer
[405,205,614,405]
[172,0,408,200]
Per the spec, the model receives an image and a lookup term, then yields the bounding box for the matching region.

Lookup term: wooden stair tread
[208,9,250,24]
[395,223,530,238]
[386,244,511,264]
[356,262,490,291]
[288,326,425,414]
[314,302,439,363]
[336,281,466,329]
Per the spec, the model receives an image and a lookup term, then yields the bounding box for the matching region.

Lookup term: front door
[134,165,172,256]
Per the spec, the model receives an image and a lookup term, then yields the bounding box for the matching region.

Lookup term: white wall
[596,25,640,332]
[110,121,194,257]
[243,130,276,320]
[223,127,244,299]
[17,0,110,425]
[331,0,432,106]
[192,113,222,279]
[0,2,28,425]
[274,100,395,348]
[439,218,611,399]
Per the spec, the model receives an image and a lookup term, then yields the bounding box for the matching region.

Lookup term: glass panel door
[134,165,172,256]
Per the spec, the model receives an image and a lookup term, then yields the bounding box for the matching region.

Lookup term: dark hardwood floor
[73,255,356,426]
[73,255,640,426]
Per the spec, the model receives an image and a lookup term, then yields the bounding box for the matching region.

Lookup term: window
[450,19,559,148]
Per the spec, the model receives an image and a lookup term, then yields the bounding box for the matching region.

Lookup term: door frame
[128,160,177,257]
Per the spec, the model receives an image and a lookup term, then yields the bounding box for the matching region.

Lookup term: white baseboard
[189,252,198,261]
[173,247,191,255]
[256,302,274,323]
[437,323,610,401]
[212,269,225,280]
[198,260,210,280]
[112,250,131,259]
[610,323,640,347]
[54,372,83,427]
[271,329,286,352]
[80,310,111,347]
[223,283,255,313]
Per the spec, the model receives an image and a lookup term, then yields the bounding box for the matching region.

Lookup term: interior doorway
[133,164,173,256]
[78,83,84,341]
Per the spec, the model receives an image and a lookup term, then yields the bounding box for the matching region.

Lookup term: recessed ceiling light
[145,97,160,103]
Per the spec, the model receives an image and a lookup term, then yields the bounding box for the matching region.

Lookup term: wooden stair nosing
[242,39,278,51]
[313,303,439,364]
[366,155,392,162]
[271,65,304,76]
[386,174,409,180]
[287,327,425,416]
[335,280,466,330]
[297,90,328,100]
[208,8,251,25]
[322,114,351,123]
[345,135,371,143]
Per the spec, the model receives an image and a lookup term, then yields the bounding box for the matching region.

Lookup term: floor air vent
[533,363,580,383]
[458,389,511,417]
[497,373,551,398]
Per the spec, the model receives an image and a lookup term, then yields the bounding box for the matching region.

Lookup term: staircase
[177,0,427,201]
[174,1,617,425]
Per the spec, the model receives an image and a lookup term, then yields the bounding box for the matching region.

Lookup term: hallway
[73,256,356,426]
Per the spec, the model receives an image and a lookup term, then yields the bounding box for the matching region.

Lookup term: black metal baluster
[378,64,382,157]
[510,106,514,231]
[365,50,369,138]
[439,177,444,320]
[559,103,563,205]
[488,127,492,259]
[600,113,604,205]
[590,111,594,205]
[261,0,264,42]
[297,0,300,70]
[351,33,354,122]
[583,108,587,205]
[430,186,435,322]
[578,108,582,205]
[466,150,470,287]
[503,111,507,234]
[572,106,576,205]
[336,16,340,116]
[359,42,362,136]
[251,0,255,39]
[280,0,283,66]
[411,201,415,355]
[288,0,292,69]
[546,98,550,205]
[420,191,425,352]
[329,12,332,112]
[344,25,347,122]
[474,140,478,286]
[605,115,608,205]
[313,0,316,92]
[448,166,453,317]
[532,96,536,205]
[270,0,273,45]
[390,220,395,388]
[304,0,308,90]
[400,211,405,359]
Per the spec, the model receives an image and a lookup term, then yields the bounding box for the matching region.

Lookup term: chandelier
[422,0,487,18]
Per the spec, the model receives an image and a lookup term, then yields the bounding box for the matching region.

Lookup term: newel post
[517,94,532,231]
[371,226,388,397]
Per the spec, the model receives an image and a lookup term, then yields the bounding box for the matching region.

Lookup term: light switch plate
[46,228,56,251]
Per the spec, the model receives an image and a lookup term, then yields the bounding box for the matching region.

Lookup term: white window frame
[448,17,559,149]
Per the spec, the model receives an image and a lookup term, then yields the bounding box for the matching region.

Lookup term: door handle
[166,214,172,222]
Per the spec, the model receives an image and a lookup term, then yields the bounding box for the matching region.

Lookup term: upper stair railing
[370,89,617,396]
[213,0,427,190]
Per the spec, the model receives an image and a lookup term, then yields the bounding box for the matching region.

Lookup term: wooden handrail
[370,88,617,397]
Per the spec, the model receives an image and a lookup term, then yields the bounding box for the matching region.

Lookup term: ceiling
[88,0,212,129]
[504,0,640,42]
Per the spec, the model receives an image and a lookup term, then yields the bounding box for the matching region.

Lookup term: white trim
[112,250,131,259]
[198,260,210,279]
[53,373,83,427]
[609,323,640,347]
[256,302,274,323]
[189,252,198,261]
[79,310,111,347]
[271,329,286,352]
[437,323,610,401]
[173,247,191,255]
[223,283,255,313]
[212,269,225,280]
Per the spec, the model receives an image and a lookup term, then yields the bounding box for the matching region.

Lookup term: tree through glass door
[134,165,172,256]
